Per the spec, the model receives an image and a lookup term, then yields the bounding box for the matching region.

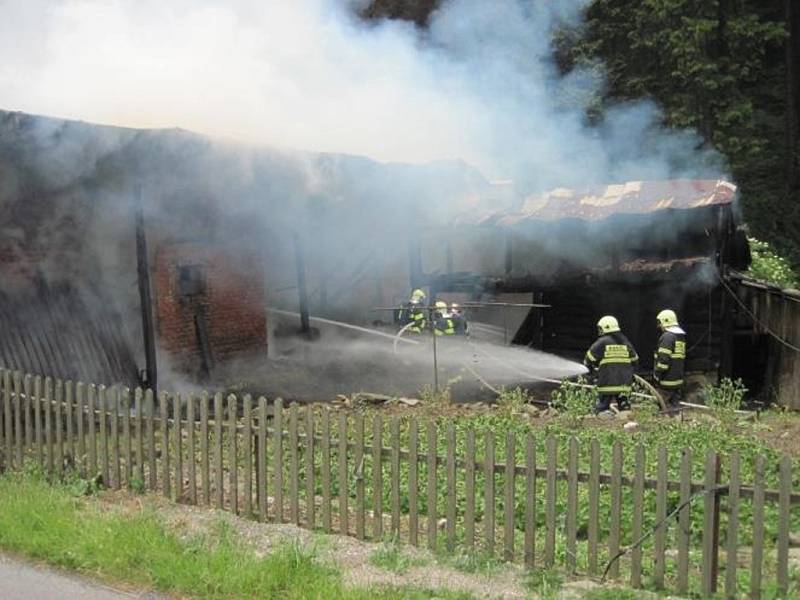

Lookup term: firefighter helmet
[411,289,426,300]
[435,300,448,310]
[597,315,620,334]
[656,309,679,329]
[450,302,462,314]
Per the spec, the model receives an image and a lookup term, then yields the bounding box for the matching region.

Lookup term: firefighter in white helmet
[584,315,639,414]
[450,302,469,336]
[653,309,686,409]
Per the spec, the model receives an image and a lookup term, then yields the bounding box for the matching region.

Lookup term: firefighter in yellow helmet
[584,315,639,414]
[399,289,427,334]
[653,309,686,409]
[433,300,455,336]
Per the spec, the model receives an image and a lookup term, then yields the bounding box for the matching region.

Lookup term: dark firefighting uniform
[452,313,469,336]
[434,313,455,336]
[399,302,427,334]
[653,328,686,407]
[584,332,639,413]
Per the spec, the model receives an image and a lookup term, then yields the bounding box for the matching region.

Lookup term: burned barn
[419,179,799,406]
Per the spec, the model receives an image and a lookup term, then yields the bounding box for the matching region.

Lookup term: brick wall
[153,240,267,375]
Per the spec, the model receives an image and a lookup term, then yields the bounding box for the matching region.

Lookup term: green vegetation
[747,238,800,289]
[524,568,563,600]
[369,539,426,574]
[0,468,471,600]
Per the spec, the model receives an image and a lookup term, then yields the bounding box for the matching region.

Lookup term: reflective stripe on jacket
[434,315,455,336]
[584,332,639,394]
[654,330,686,388]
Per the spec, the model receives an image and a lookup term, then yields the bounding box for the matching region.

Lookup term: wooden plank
[446,423,457,552]
[750,455,765,599]
[134,388,144,485]
[587,439,600,575]
[653,445,668,589]
[13,372,22,467]
[354,413,365,540]
[608,442,623,579]
[724,451,741,599]
[524,433,536,569]
[630,444,645,588]
[305,405,315,529]
[3,370,11,469]
[777,455,792,595]
[34,375,43,466]
[122,388,132,487]
[54,379,64,477]
[427,420,437,551]
[504,431,516,562]
[24,374,33,452]
[146,390,156,490]
[373,414,383,541]
[565,437,578,573]
[464,428,476,553]
[199,393,210,504]
[701,450,718,596]
[338,411,349,535]
[45,378,54,474]
[484,429,496,557]
[228,394,238,514]
[187,394,197,505]
[257,397,267,520]
[86,384,96,476]
[110,386,120,488]
[0,370,4,469]
[242,395,252,517]
[160,391,170,498]
[289,403,299,524]
[65,379,74,467]
[273,398,284,523]
[677,448,692,594]
[214,393,224,510]
[173,393,182,501]
[544,435,556,566]
[321,408,331,532]
[408,418,419,546]
[391,417,401,537]
[75,382,85,475]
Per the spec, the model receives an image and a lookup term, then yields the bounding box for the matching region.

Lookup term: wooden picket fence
[0,368,797,597]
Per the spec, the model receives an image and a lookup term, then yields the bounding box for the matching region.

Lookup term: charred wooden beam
[135,186,158,394]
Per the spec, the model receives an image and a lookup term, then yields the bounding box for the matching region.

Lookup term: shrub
[747,237,799,289]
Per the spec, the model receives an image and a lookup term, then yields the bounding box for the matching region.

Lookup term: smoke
[0,0,722,186]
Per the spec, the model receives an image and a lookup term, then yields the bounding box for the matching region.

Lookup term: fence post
[242,395,252,517]
[65,380,74,469]
[257,397,267,520]
[214,393,224,510]
[289,403,299,524]
[427,420,437,550]
[524,433,536,569]
[653,445,668,588]
[228,394,238,515]
[75,382,85,476]
[187,393,197,505]
[777,456,792,596]
[123,387,132,487]
[338,411,348,535]
[392,417,402,538]
[504,431,516,562]
[408,418,419,546]
[322,408,331,532]
[87,384,96,476]
[24,374,33,452]
[354,413,365,539]
[544,435,556,566]
[587,439,600,575]
[677,448,692,593]
[373,414,383,540]
[305,404,315,530]
[724,451,741,598]
[608,442,623,580]
[750,455,765,599]
[3,370,11,470]
[160,391,170,498]
[14,372,23,468]
[484,429,495,557]
[630,444,645,588]
[146,389,156,490]
[701,450,720,596]
[464,428,476,553]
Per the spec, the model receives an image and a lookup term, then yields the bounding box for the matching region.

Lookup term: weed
[443,550,502,575]
[370,539,425,574]
[129,476,145,495]
[495,386,532,414]
[524,568,563,599]
[585,587,640,600]
[704,377,747,426]
[550,378,596,427]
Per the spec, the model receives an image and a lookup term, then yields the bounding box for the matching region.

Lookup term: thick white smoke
[0,0,721,187]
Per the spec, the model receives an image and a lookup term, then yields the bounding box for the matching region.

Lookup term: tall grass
[0,469,471,600]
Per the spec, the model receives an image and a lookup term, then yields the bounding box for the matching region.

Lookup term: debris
[623,421,639,431]
[521,404,540,417]
[397,397,421,407]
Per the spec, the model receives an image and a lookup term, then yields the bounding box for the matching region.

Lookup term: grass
[369,539,427,574]
[0,468,473,600]
[524,567,563,599]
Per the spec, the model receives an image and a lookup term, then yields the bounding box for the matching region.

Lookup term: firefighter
[653,309,686,408]
[450,302,469,336]
[584,315,639,414]
[399,289,427,334]
[433,300,455,336]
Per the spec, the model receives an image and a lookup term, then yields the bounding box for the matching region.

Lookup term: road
[0,553,159,599]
